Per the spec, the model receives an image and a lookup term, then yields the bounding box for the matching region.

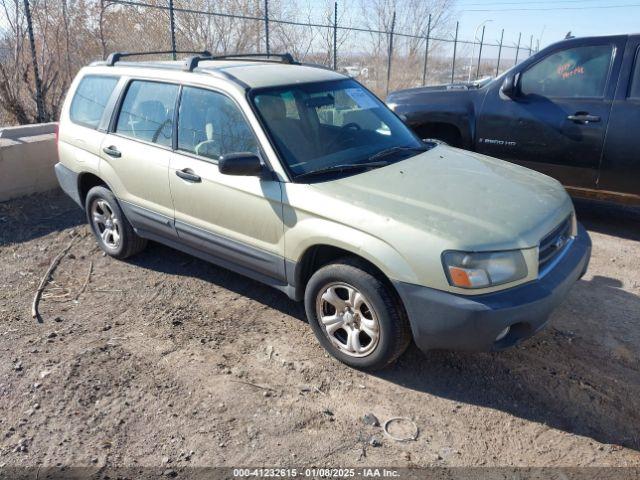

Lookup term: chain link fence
[0,0,537,125]
[107,0,535,94]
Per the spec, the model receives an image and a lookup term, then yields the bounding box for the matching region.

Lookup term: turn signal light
[447,266,489,288]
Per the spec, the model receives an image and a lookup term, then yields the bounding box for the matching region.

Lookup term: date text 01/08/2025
[232,468,402,477]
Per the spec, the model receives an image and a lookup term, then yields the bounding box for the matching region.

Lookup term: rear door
[476,37,625,189]
[598,37,640,201]
[99,79,179,238]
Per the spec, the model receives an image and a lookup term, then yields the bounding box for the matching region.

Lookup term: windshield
[250,79,426,180]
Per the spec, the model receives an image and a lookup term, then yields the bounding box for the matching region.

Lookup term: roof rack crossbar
[183,53,297,71]
[105,50,212,66]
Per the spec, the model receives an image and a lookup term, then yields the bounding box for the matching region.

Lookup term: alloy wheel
[91,199,121,249]
[315,282,380,357]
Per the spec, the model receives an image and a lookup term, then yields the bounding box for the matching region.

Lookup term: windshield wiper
[367,145,429,163]
[294,160,391,181]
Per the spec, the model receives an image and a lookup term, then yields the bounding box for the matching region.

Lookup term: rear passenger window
[177,87,258,161]
[629,47,640,98]
[115,81,179,147]
[69,76,118,129]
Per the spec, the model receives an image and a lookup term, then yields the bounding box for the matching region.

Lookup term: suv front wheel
[304,259,412,370]
[85,186,147,259]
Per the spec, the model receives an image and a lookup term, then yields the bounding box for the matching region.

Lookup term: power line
[459,0,606,4]
[461,3,640,12]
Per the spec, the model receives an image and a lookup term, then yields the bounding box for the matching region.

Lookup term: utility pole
[451,21,459,84]
[385,11,396,95]
[264,0,270,55]
[421,14,431,86]
[23,0,45,123]
[496,29,504,77]
[333,2,338,70]
[475,25,486,80]
[169,0,177,60]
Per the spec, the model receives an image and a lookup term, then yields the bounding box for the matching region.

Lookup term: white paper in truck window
[344,88,379,110]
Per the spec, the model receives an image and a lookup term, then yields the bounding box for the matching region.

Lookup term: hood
[387,82,486,105]
[388,78,491,96]
[308,146,573,251]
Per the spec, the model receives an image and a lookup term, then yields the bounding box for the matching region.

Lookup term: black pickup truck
[387,34,640,205]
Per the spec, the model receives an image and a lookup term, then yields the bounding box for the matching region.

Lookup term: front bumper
[394,224,591,352]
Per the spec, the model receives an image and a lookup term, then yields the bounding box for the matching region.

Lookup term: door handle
[175,168,201,183]
[103,146,121,158]
[567,113,601,124]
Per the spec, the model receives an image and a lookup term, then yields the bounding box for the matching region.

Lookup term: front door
[477,38,625,189]
[100,79,179,237]
[169,85,286,282]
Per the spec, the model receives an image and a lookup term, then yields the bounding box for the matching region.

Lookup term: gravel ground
[0,190,639,470]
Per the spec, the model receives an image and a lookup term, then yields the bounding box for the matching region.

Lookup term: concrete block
[0,123,59,202]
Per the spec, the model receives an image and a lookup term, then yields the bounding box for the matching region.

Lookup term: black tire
[85,186,147,259]
[304,258,412,370]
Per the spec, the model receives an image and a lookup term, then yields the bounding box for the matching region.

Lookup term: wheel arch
[413,122,464,147]
[289,240,416,303]
[78,172,110,208]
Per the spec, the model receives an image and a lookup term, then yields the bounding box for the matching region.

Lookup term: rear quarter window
[69,75,119,129]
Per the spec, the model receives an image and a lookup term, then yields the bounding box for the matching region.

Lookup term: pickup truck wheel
[304,259,411,370]
[423,137,449,146]
[85,186,147,259]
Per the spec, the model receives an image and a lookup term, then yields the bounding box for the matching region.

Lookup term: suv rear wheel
[85,186,147,259]
[304,258,411,370]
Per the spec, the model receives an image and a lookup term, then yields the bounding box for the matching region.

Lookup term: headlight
[442,250,527,289]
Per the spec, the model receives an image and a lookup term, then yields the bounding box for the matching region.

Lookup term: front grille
[538,215,573,275]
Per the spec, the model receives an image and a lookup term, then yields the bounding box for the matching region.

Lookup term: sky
[456,0,640,49]
[1,0,637,60]
[304,0,640,56]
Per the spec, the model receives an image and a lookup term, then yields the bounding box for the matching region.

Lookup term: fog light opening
[495,326,511,342]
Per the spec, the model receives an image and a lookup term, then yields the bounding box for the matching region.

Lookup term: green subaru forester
[55,52,591,370]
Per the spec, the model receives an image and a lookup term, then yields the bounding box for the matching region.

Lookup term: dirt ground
[1,190,639,470]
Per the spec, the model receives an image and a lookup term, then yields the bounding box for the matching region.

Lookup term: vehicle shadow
[125,241,306,320]
[130,239,640,450]
[574,198,640,241]
[0,189,85,246]
[377,274,640,451]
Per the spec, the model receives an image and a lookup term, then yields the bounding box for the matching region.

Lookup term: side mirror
[500,73,519,98]
[218,152,262,176]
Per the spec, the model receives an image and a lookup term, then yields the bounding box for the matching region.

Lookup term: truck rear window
[69,75,119,129]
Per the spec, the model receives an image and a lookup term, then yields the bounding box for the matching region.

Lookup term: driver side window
[520,45,613,98]
[177,87,258,161]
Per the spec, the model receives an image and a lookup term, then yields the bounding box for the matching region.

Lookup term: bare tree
[0,0,32,124]
[357,0,455,91]
[0,0,467,124]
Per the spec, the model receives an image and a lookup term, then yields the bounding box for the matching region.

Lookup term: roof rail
[105,50,212,66]
[183,53,297,72]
